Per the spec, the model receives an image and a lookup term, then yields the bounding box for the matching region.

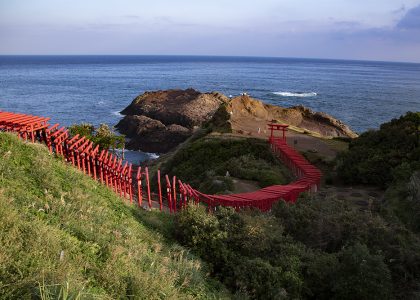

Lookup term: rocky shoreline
[116,89,357,153]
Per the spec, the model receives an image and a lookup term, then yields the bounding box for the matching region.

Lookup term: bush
[333,243,392,300]
[174,197,420,299]
[174,205,227,260]
[272,196,420,299]
[336,112,420,187]
[162,137,289,192]
[198,176,234,194]
[68,123,125,151]
[174,205,307,299]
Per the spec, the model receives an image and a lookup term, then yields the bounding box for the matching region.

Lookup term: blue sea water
[1,55,419,136]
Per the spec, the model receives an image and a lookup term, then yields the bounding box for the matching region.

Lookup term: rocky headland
[116,88,229,152]
[116,89,357,153]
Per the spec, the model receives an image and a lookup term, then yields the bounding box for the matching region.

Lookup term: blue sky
[1,0,420,62]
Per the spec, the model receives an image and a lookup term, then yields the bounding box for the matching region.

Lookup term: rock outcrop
[213,95,358,138]
[116,89,229,153]
[116,89,358,153]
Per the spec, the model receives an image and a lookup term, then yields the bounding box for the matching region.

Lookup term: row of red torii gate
[0,111,322,212]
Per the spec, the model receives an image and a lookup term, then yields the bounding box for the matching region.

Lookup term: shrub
[68,123,125,151]
[162,137,289,192]
[336,112,420,187]
[333,243,392,300]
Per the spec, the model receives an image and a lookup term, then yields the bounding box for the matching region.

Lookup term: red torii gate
[0,110,322,214]
[268,123,289,141]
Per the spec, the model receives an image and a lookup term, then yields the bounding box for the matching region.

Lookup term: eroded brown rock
[116,89,229,153]
[116,90,357,153]
[219,95,358,138]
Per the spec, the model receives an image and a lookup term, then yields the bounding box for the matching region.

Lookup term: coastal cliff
[116,89,357,153]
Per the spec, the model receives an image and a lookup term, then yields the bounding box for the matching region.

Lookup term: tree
[333,243,392,300]
[68,123,126,157]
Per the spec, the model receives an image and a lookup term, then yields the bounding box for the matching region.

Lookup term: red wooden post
[84,143,93,176]
[165,175,172,214]
[145,167,152,209]
[172,176,177,213]
[157,169,163,211]
[104,152,110,187]
[109,154,115,191]
[128,163,133,203]
[107,153,112,188]
[30,124,34,142]
[121,162,128,198]
[116,158,123,197]
[98,150,105,183]
[111,155,118,193]
[136,167,142,206]
[91,145,99,180]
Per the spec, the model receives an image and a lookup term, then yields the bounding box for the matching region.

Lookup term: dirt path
[212,116,347,161]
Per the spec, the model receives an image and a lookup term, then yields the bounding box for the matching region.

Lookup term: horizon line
[1,54,420,65]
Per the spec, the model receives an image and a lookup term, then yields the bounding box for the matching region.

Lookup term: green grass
[0,133,229,299]
[159,136,291,194]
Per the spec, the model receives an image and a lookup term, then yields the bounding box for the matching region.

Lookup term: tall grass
[0,133,229,299]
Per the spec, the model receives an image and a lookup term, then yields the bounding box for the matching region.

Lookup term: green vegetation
[204,103,232,133]
[0,133,229,299]
[335,112,420,233]
[168,113,420,299]
[383,171,420,233]
[68,123,125,151]
[174,197,420,299]
[336,112,420,187]
[160,136,290,194]
[3,110,419,299]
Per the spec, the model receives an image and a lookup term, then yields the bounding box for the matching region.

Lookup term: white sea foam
[112,110,123,117]
[273,91,317,97]
[147,153,160,160]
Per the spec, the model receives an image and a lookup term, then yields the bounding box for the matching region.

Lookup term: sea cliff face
[116,89,357,153]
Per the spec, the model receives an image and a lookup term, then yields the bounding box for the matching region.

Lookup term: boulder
[116,89,228,153]
[116,115,191,153]
[120,88,229,128]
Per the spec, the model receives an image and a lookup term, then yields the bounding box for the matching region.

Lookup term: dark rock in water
[116,89,229,153]
[116,115,165,137]
[116,115,191,153]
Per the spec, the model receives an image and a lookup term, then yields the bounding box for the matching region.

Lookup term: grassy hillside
[0,133,229,299]
[158,135,291,194]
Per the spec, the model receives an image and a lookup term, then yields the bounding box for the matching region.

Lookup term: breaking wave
[273,91,317,97]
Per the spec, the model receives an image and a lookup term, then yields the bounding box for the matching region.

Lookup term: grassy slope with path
[0,132,229,299]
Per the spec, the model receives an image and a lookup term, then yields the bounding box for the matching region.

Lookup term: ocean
[1,55,420,161]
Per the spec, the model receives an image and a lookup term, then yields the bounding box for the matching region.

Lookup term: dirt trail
[215,115,344,161]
